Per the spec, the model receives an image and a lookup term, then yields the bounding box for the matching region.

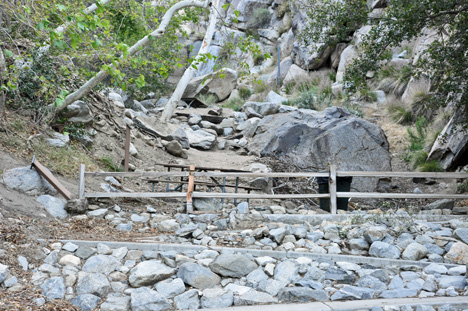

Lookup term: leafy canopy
[299,0,468,115]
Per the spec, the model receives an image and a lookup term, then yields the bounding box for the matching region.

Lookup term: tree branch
[60,0,211,112]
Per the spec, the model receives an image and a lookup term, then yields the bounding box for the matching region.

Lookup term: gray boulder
[324,267,355,284]
[193,198,222,212]
[210,254,257,278]
[71,294,101,311]
[130,287,172,311]
[183,68,238,102]
[247,107,391,191]
[336,45,358,83]
[291,42,333,70]
[37,195,67,219]
[283,64,309,86]
[3,166,57,195]
[177,262,221,289]
[167,128,190,149]
[100,296,130,311]
[369,241,401,259]
[234,290,278,305]
[155,278,186,298]
[402,242,428,260]
[267,57,293,85]
[60,100,93,124]
[201,288,234,308]
[278,287,328,302]
[45,132,69,148]
[454,228,468,244]
[0,264,8,284]
[194,45,222,77]
[185,128,216,150]
[82,255,121,274]
[423,199,454,210]
[40,277,66,300]
[331,285,375,300]
[75,272,111,297]
[129,261,175,287]
[274,260,298,283]
[243,102,280,117]
[174,289,200,310]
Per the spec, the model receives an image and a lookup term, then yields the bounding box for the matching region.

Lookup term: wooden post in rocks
[78,164,85,199]
[329,164,337,214]
[186,165,195,213]
[124,125,130,172]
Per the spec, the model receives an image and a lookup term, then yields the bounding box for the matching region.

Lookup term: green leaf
[56,4,66,11]
[4,49,13,58]
[70,36,78,49]
[234,10,240,18]
[135,75,146,89]
[77,22,86,30]
[91,39,102,49]
[222,3,231,10]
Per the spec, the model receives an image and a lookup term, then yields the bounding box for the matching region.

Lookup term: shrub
[417,160,443,172]
[251,8,270,29]
[222,97,244,111]
[239,87,252,100]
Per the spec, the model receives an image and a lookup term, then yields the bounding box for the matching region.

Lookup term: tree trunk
[0,48,5,118]
[60,0,211,112]
[160,0,220,122]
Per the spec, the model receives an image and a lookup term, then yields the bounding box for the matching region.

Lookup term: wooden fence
[78,164,468,214]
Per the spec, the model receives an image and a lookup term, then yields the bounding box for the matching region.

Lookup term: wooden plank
[186,165,195,213]
[33,159,72,200]
[194,172,330,178]
[175,112,224,124]
[336,171,468,179]
[329,164,337,215]
[336,192,468,199]
[85,171,189,178]
[85,192,187,198]
[78,164,85,199]
[146,179,261,191]
[124,125,130,172]
[192,192,330,199]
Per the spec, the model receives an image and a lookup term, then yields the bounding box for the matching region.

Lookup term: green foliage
[377,65,412,97]
[417,160,443,172]
[410,91,435,122]
[301,0,468,118]
[100,157,123,172]
[222,97,244,111]
[196,93,217,106]
[277,1,291,18]
[251,8,271,29]
[239,87,252,100]
[388,103,412,124]
[407,117,428,152]
[458,180,468,193]
[358,88,378,102]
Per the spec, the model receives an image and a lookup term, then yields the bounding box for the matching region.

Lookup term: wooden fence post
[329,164,337,214]
[124,125,130,172]
[78,164,85,199]
[186,165,195,213]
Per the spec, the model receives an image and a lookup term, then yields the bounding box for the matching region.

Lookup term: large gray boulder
[247,107,391,191]
[71,294,101,311]
[37,195,67,219]
[243,102,280,117]
[177,262,221,289]
[59,100,93,124]
[129,261,175,287]
[336,45,358,83]
[3,166,57,195]
[40,277,66,300]
[183,68,238,102]
[75,272,111,297]
[82,255,121,275]
[267,57,293,84]
[233,0,273,28]
[291,42,333,71]
[185,128,217,150]
[210,254,257,278]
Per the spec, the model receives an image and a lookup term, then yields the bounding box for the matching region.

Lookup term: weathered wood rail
[78,164,468,214]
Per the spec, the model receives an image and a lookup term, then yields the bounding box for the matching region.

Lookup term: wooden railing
[78,164,468,214]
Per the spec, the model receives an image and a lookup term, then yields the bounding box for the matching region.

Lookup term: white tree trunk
[160,0,220,122]
[60,0,211,111]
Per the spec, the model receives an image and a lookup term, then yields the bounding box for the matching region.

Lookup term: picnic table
[147,163,261,204]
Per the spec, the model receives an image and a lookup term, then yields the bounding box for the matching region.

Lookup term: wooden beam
[336,192,468,199]
[32,159,72,200]
[329,164,337,215]
[192,192,330,199]
[336,171,468,179]
[78,164,85,199]
[193,172,330,178]
[85,192,187,198]
[85,171,189,178]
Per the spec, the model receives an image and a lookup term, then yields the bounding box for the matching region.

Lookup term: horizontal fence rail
[78,164,468,214]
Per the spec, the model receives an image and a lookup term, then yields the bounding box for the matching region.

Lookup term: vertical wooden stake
[186,165,195,213]
[124,125,130,172]
[329,164,337,215]
[78,164,85,199]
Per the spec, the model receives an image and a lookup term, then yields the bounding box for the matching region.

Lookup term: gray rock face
[243,102,280,117]
[201,288,234,308]
[454,228,468,244]
[185,128,216,150]
[331,285,375,300]
[174,289,200,310]
[71,294,101,311]
[193,198,222,212]
[155,278,186,298]
[379,289,417,298]
[369,241,401,259]
[100,295,130,311]
[177,262,221,289]
[45,132,70,148]
[234,289,278,305]
[60,100,93,124]
[291,42,333,70]
[278,287,328,302]
[167,128,190,149]
[40,277,66,300]
[183,68,238,102]
[438,276,467,289]
[402,242,428,260]
[363,225,388,243]
[165,141,188,159]
[3,166,57,195]
[336,45,358,83]
[247,107,391,191]
[356,275,387,292]
[82,255,121,275]
[444,242,468,264]
[37,195,68,219]
[324,267,355,284]
[267,57,293,84]
[194,45,222,77]
[129,261,175,287]
[76,272,111,297]
[269,227,286,243]
[130,287,172,311]
[423,199,454,210]
[274,260,298,283]
[210,254,257,278]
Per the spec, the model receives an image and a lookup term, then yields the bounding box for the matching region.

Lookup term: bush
[239,87,252,100]
[417,160,443,172]
[251,8,270,29]
[222,97,244,111]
